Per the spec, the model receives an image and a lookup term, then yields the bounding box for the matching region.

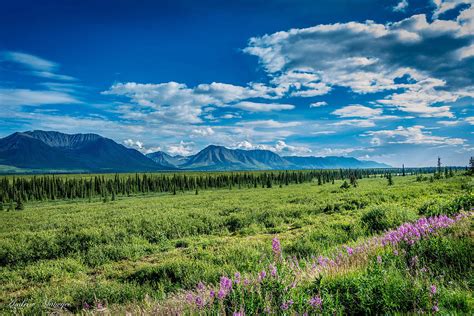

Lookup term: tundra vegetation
[0,169,473,314]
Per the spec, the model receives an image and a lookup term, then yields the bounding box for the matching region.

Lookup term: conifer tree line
[0,167,460,205]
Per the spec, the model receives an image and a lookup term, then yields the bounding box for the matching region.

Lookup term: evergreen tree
[340,181,350,189]
[266,177,272,188]
[402,164,405,176]
[387,173,394,186]
[15,198,24,211]
[469,156,474,175]
[0,201,3,211]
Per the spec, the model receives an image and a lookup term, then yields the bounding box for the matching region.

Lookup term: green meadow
[0,173,473,314]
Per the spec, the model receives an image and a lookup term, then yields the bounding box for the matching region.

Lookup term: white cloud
[333,119,376,128]
[1,51,76,81]
[437,120,461,126]
[221,113,241,119]
[232,101,295,112]
[103,81,294,124]
[310,101,328,108]
[332,104,383,118]
[366,125,466,145]
[234,140,311,155]
[393,0,409,12]
[466,116,474,124]
[432,0,473,18]
[237,120,301,128]
[2,51,57,71]
[243,7,474,117]
[191,127,215,137]
[0,88,81,107]
[311,130,336,135]
[167,141,194,156]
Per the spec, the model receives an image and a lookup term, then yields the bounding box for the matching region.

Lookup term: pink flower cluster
[382,215,458,246]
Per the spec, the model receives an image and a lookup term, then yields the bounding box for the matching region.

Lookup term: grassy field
[0,173,473,314]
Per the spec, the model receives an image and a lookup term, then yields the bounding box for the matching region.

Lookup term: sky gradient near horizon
[1,0,473,167]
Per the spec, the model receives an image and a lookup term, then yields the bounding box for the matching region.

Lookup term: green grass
[0,174,472,314]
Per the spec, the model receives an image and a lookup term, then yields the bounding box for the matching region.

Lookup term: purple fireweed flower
[233,311,244,316]
[377,255,382,264]
[280,303,289,311]
[244,278,250,286]
[217,289,226,300]
[346,246,354,255]
[393,250,399,256]
[220,276,232,292]
[430,285,437,295]
[432,303,439,312]
[234,272,241,284]
[197,281,205,290]
[209,290,215,298]
[83,302,90,310]
[269,264,278,277]
[272,237,281,257]
[186,293,194,303]
[259,270,267,281]
[309,296,322,309]
[195,296,204,308]
[288,299,294,306]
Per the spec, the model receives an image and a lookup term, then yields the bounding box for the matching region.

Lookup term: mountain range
[0,131,390,173]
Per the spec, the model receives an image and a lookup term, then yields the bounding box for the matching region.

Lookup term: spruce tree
[387,173,394,186]
[340,181,350,189]
[15,198,24,211]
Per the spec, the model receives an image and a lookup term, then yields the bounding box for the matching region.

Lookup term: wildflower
[377,255,382,264]
[393,250,399,256]
[217,289,226,300]
[197,281,205,290]
[233,311,244,316]
[269,264,277,277]
[83,302,90,310]
[234,272,241,284]
[430,285,437,295]
[209,290,215,298]
[309,296,322,309]
[195,296,204,308]
[280,302,289,311]
[244,278,250,286]
[346,246,354,255]
[186,293,194,303]
[432,303,439,313]
[259,270,267,281]
[272,237,281,257]
[220,276,232,292]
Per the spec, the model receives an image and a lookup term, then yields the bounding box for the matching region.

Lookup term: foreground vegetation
[0,172,473,314]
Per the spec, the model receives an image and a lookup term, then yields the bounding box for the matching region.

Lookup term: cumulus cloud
[332,105,383,118]
[236,120,301,128]
[191,127,215,137]
[393,0,409,12]
[243,5,474,117]
[432,0,473,18]
[234,140,311,155]
[310,101,328,108]
[167,141,194,156]
[366,125,466,145]
[103,81,294,124]
[232,101,295,112]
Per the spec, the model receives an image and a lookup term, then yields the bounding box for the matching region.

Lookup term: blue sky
[1,0,473,167]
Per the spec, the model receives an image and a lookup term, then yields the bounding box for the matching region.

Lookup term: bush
[361,207,390,233]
